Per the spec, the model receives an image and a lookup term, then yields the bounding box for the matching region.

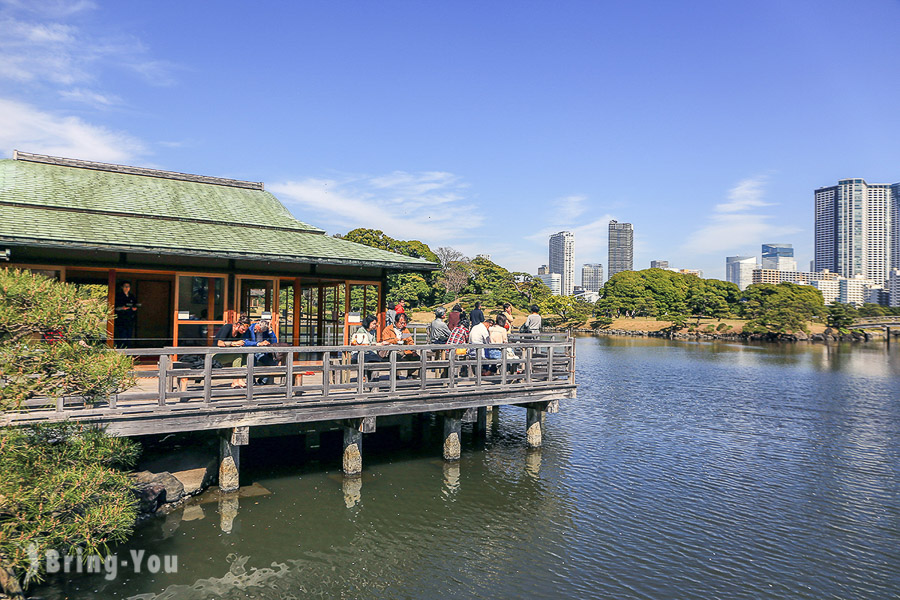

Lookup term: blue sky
[2,0,900,279]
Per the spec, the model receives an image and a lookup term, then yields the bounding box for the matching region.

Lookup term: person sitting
[214,315,250,388]
[470,316,496,375]
[380,312,419,379]
[490,313,512,375]
[244,319,278,384]
[351,315,387,381]
[448,303,463,330]
[524,305,542,334]
[447,316,471,377]
[502,303,514,331]
[427,307,452,344]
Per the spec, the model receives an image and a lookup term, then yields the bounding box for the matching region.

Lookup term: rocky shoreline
[578,327,890,343]
[130,445,219,520]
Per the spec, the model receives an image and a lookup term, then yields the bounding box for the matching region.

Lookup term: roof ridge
[13,150,265,191]
[0,200,325,235]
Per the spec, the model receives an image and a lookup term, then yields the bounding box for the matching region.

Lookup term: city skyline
[1,2,900,279]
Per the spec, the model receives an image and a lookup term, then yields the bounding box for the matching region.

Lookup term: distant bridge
[848,317,900,329]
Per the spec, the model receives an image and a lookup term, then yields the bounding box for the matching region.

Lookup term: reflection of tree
[191,278,209,305]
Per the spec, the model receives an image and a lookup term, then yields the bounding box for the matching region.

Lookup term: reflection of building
[537,273,562,296]
[0,151,434,347]
[761,243,797,271]
[581,263,603,292]
[549,231,575,296]
[815,178,897,284]
[890,269,900,307]
[650,260,669,269]
[608,220,633,279]
[725,256,757,290]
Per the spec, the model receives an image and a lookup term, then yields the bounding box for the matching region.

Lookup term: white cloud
[682,175,799,256]
[58,87,120,107]
[0,98,146,162]
[715,176,772,213]
[269,172,482,242]
[0,5,174,88]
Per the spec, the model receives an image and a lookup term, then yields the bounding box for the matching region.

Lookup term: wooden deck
[3,335,577,437]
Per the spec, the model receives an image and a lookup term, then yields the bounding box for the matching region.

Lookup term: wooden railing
[9,336,576,422]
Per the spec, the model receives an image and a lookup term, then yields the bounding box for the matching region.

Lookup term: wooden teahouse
[0,151,436,348]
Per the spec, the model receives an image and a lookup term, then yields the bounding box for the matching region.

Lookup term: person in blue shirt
[243,319,278,384]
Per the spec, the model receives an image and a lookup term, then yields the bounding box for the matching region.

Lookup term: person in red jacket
[394,298,406,314]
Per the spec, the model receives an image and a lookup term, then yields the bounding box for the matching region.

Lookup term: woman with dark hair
[351,315,386,381]
[502,302,514,331]
[448,303,463,330]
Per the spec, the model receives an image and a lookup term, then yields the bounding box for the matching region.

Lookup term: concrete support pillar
[443,412,463,461]
[341,417,375,476]
[219,426,248,493]
[526,407,544,448]
[342,427,363,476]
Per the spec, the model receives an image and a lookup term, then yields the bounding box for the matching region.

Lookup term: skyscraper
[581,263,603,292]
[815,179,898,285]
[726,256,757,290]
[608,220,633,279]
[761,243,797,271]
[650,260,669,269]
[549,231,575,296]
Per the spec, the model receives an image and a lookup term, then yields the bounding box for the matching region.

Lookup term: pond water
[36,337,900,599]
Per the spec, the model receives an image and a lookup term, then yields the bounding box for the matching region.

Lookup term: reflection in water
[442,461,460,497]
[36,336,900,600]
[218,493,238,534]
[525,448,542,478]
[342,475,362,508]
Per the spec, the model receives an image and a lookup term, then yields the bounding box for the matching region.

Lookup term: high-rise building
[815,179,898,285]
[537,272,562,296]
[581,263,603,292]
[549,231,575,296]
[650,260,669,269]
[537,265,549,275]
[761,243,797,271]
[725,256,757,290]
[889,268,900,307]
[608,220,633,279]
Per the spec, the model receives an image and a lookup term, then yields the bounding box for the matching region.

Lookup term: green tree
[741,283,825,334]
[0,269,139,594]
[826,303,857,329]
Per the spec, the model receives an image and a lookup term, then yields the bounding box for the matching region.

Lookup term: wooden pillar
[525,406,543,448]
[443,411,463,461]
[475,406,488,436]
[341,417,375,476]
[106,269,116,348]
[219,426,248,493]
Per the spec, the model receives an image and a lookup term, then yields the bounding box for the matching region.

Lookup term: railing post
[420,348,428,390]
[569,337,576,384]
[285,353,294,399]
[322,351,331,398]
[448,349,457,388]
[525,347,533,385]
[501,346,508,385]
[157,354,169,406]
[476,350,483,386]
[203,353,213,404]
[389,350,397,393]
[547,344,554,382]
[358,350,365,394]
[246,352,256,401]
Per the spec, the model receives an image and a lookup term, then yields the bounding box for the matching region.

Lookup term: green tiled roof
[0,156,436,270]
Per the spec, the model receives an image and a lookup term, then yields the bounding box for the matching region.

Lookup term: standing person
[470,301,485,328]
[114,281,139,348]
[394,298,406,314]
[448,303,463,330]
[381,312,419,379]
[244,319,278,384]
[502,303,515,331]
[524,305,542,334]
[214,315,251,388]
